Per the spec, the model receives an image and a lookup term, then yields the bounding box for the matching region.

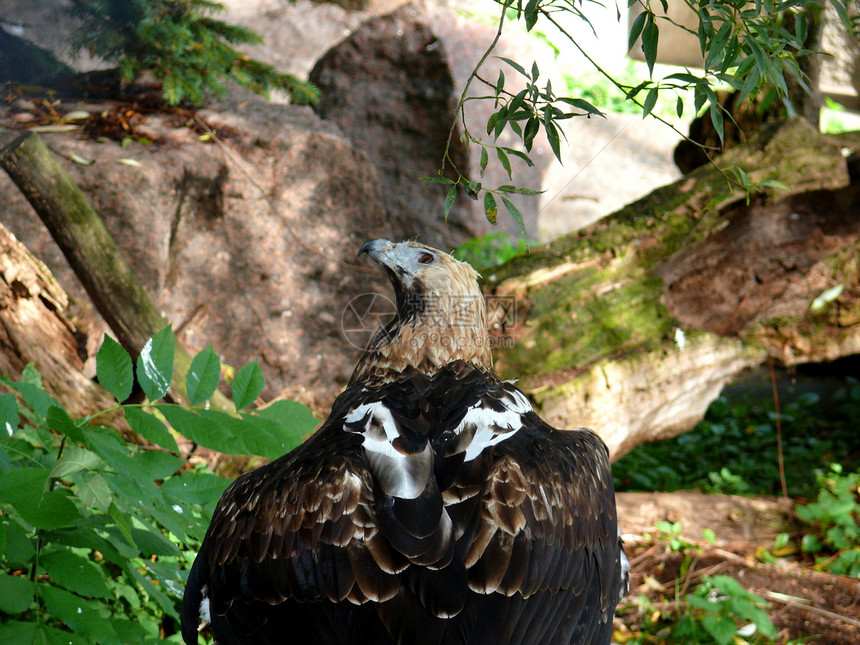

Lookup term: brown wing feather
[198,419,393,618]
[465,420,620,614]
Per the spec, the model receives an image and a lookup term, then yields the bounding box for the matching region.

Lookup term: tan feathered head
[350,239,492,384]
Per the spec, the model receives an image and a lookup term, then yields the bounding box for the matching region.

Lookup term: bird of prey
[181,239,628,645]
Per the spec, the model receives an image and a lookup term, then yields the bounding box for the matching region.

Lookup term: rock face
[0,100,403,407]
[309,5,479,248]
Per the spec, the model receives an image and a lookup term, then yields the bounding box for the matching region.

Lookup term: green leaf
[1,520,35,565]
[479,147,488,175]
[524,0,539,31]
[709,100,725,143]
[628,11,647,52]
[705,20,733,70]
[133,450,184,480]
[523,117,539,150]
[21,363,43,387]
[161,471,230,506]
[801,533,822,553]
[558,97,603,116]
[96,336,133,402]
[50,446,102,480]
[545,121,562,162]
[483,192,498,225]
[232,360,265,410]
[132,525,181,557]
[124,407,179,452]
[78,473,113,512]
[641,13,659,76]
[136,326,175,401]
[702,612,738,645]
[186,345,221,406]
[419,176,455,184]
[0,392,18,438]
[496,56,528,78]
[642,87,659,117]
[41,585,116,642]
[508,88,528,115]
[156,405,246,455]
[503,148,535,167]
[444,185,456,219]
[0,467,82,529]
[810,284,844,311]
[41,549,112,598]
[47,405,86,443]
[0,378,58,422]
[496,148,512,179]
[500,197,527,239]
[108,500,134,547]
[0,574,34,614]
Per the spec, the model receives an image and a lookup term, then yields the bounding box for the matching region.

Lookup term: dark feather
[183,333,625,644]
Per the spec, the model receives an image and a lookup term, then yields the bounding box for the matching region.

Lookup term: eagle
[181,239,628,645]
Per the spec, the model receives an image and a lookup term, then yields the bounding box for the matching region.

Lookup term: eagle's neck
[349,292,493,385]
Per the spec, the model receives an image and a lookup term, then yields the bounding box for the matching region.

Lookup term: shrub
[0,328,318,643]
[66,0,319,106]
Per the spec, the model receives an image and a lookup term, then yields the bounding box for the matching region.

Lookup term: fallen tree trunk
[0,223,120,420]
[489,118,860,459]
[0,132,232,411]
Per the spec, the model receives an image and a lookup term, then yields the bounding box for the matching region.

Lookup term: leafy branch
[66,0,319,106]
[433,0,855,232]
[0,328,318,643]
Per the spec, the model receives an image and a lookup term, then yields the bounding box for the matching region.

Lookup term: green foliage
[66,0,319,106]
[563,61,694,120]
[437,0,857,231]
[613,383,860,499]
[624,575,778,645]
[680,575,776,645]
[452,231,531,270]
[0,328,318,643]
[796,464,860,577]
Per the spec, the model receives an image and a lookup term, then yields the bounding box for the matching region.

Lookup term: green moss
[495,254,677,378]
[489,118,850,381]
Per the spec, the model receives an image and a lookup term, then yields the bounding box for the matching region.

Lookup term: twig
[441,0,513,177]
[769,357,789,500]
[764,591,860,628]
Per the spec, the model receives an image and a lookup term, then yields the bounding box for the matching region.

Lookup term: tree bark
[0,132,232,411]
[0,223,121,421]
[489,118,860,459]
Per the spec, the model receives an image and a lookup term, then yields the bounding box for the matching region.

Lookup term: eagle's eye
[418,253,435,264]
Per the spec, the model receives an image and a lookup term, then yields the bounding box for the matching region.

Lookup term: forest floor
[615,491,860,644]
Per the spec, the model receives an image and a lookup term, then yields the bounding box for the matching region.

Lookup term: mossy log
[489,118,860,460]
[0,132,232,412]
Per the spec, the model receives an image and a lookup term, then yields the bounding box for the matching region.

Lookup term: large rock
[309,4,479,248]
[0,98,411,407]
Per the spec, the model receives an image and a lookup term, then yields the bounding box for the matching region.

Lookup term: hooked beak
[358,238,392,262]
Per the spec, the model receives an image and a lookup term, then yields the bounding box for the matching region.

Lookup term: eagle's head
[350,239,492,384]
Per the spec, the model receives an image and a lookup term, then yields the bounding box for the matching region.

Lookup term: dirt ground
[615,491,860,644]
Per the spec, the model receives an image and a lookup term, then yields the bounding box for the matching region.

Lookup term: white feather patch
[619,527,631,601]
[345,402,431,499]
[459,388,531,461]
[199,585,211,623]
